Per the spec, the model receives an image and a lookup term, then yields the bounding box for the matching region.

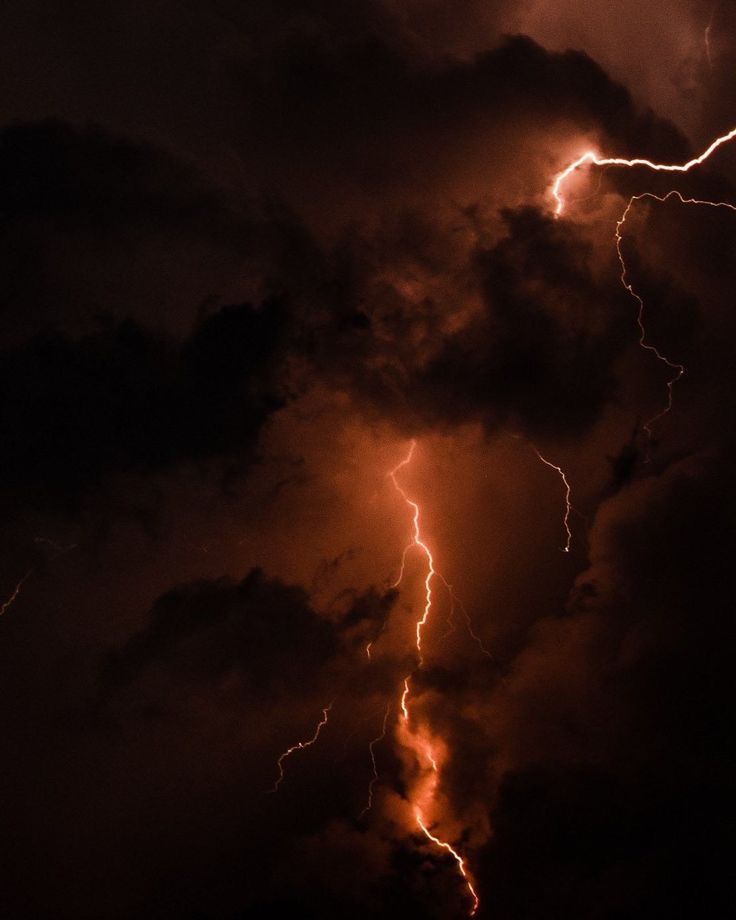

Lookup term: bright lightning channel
[388,441,480,917]
[552,126,736,217]
[415,809,480,917]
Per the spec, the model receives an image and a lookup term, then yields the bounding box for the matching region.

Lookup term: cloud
[102,567,338,696]
[0,299,288,513]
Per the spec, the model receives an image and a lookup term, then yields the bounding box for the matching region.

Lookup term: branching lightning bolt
[553,125,736,443]
[388,441,480,916]
[615,196,686,442]
[269,702,333,793]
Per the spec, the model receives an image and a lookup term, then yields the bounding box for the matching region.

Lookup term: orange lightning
[359,701,391,818]
[436,572,493,658]
[388,440,436,667]
[415,810,480,917]
[269,702,333,793]
[552,125,736,442]
[532,447,573,552]
[0,569,33,617]
[388,441,480,916]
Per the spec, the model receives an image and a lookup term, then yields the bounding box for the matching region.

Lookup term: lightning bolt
[415,810,480,917]
[0,569,33,617]
[1,539,79,620]
[615,195,686,442]
[552,125,736,443]
[359,701,391,818]
[269,702,333,793]
[388,441,436,668]
[388,441,480,916]
[531,447,573,553]
[436,572,493,659]
[552,126,736,217]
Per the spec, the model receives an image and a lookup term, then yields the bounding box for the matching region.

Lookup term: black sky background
[1,2,735,918]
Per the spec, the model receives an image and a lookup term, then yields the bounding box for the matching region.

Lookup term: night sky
[1,2,735,918]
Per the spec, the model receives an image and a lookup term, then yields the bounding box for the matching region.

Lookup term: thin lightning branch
[359,702,391,818]
[440,576,458,639]
[268,702,333,793]
[436,572,493,659]
[615,197,685,441]
[531,448,573,553]
[616,190,736,440]
[1,539,78,620]
[0,569,33,617]
[631,189,736,215]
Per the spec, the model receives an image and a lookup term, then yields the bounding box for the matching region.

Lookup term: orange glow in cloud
[388,440,480,917]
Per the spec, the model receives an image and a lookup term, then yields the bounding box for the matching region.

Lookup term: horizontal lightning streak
[552,125,736,216]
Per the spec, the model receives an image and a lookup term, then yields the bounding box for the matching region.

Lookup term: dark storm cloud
[102,567,337,695]
[423,450,736,917]
[0,34,701,522]
[409,207,632,439]
[0,120,274,341]
[1,3,735,918]
[0,298,287,513]
[310,205,659,442]
[0,567,399,918]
